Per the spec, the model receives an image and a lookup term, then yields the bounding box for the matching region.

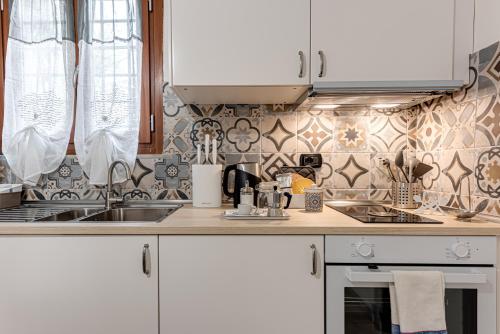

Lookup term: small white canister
[304,185,323,212]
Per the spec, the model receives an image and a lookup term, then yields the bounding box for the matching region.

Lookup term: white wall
[474,0,500,51]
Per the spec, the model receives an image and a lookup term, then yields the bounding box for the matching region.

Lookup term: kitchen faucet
[105,160,132,210]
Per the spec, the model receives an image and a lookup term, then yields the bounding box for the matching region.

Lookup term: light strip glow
[312,104,340,109]
[371,103,401,109]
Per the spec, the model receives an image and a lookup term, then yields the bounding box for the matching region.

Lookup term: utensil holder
[392,182,421,209]
[192,164,222,207]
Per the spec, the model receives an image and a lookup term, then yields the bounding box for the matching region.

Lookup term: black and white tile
[297,111,333,153]
[369,114,407,152]
[261,114,297,153]
[222,118,261,153]
[331,153,370,189]
[441,99,476,150]
[475,146,500,199]
[261,153,297,182]
[334,117,369,152]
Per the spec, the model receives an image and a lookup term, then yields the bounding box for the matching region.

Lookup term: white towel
[390,271,447,334]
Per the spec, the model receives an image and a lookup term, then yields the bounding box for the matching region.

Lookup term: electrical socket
[299,154,322,168]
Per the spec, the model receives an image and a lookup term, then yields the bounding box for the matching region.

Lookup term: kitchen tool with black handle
[395,150,409,182]
[411,162,433,182]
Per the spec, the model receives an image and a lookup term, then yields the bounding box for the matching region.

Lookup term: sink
[81,207,180,222]
[36,208,104,222]
[26,203,183,223]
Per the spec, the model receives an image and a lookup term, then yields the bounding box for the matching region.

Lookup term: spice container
[304,185,323,212]
[240,181,254,206]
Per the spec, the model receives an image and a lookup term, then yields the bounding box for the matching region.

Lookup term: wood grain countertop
[0,204,499,235]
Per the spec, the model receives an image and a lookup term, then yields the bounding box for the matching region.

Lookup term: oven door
[326,265,496,334]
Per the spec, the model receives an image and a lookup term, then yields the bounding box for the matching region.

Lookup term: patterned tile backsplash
[0,41,498,221]
[406,41,500,218]
[0,99,411,202]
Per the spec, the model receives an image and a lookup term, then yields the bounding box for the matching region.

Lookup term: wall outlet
[299,154,322,168]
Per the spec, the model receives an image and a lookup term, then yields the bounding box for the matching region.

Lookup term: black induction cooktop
[329,205,443,224]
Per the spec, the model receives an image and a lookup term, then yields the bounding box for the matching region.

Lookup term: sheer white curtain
[75,0,143,185]
[2,0,76,185]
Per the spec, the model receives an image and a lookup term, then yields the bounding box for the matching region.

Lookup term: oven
[325,236,497,334]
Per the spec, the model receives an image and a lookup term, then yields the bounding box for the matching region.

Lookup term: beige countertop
[0,204,499,235]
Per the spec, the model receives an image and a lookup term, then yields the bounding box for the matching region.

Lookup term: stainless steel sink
[81,207,180,222]
[36,208,103,222]
[18,201,184,223]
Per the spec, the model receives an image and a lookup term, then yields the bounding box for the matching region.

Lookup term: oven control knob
[355,242,374,258]
[451,242,470,258]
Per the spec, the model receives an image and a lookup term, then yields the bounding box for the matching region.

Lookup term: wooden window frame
[0,0,163,155]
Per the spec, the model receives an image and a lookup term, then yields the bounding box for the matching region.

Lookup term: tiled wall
[405,41,500,218]
[161,97,411,202]
[1,42,497,218]
[0,90,412,202]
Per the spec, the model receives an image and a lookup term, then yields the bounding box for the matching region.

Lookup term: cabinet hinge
[147,0,152,12]
[150,114,155,132]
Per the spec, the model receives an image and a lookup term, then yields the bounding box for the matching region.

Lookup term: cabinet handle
[298,51,305,78]
[318,50,325,78]
[310,244,317,276]
[142,244,151,276]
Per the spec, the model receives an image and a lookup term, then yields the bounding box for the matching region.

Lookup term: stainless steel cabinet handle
[318,50,325,78]
[298,51,305,78]
[310,244,317,276]
[142,244,151,276]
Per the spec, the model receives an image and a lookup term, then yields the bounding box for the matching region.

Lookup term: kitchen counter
[0,204,499,235]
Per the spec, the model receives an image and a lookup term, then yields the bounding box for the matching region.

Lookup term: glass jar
[240,181,254,206]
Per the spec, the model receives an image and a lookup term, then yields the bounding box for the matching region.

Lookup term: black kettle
[223,163,261,208]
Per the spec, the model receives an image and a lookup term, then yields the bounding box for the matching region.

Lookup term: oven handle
[345,268,487,284]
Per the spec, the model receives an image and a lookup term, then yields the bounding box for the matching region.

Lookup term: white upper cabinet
[168,0,310,104]
[474,0,500,51]
[159,236,324,334]
[170,0,310,85]
[0,236,158,334]
[311,0,470,82]
[168,0,474,103]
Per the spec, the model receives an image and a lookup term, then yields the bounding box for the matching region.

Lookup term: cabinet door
[311,0,455,82]
[160,236,324,334]
[474,0,500,51]
[170,0,310,85]
[0,236,158,334]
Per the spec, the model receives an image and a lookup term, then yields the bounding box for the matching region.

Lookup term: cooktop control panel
[325,235,497,265]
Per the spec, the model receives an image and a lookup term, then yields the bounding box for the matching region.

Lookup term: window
[0,0,163,155]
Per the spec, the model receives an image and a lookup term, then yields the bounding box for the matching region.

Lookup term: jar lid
[241,180,253,193]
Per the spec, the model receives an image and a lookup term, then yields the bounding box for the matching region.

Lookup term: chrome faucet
[105,160,132,209]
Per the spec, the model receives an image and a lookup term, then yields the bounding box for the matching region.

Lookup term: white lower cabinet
[159,235,324,334]
[0,236,158,334]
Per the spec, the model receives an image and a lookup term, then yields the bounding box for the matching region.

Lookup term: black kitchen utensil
[395,150,409,182]
[411,162,433,181]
